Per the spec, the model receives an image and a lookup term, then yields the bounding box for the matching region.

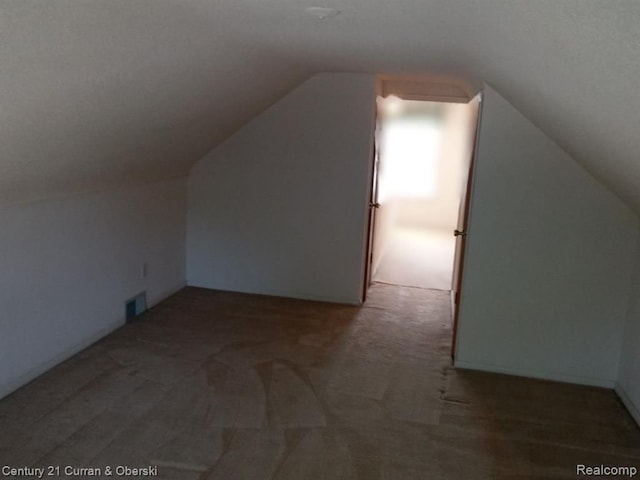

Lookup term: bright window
[378,114,442,202]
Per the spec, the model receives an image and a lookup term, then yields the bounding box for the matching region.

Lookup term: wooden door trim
[361,83,382,303]
[451,92,484,359]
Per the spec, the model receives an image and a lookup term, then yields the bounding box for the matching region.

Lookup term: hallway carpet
[0,284,638,479]
[374,228,455,291]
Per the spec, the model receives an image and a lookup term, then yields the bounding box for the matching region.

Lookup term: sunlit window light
[378,116,442,202]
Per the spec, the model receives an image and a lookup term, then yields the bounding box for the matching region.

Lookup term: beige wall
[393,102,475,232]
[0,179,187,399]
[456,85,638,387]
[396,103,474,231]
[617,230,640,425]
[188,74,376,304]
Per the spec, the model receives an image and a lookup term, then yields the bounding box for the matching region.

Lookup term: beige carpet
[374,227,455,290]
[0,284,638,479]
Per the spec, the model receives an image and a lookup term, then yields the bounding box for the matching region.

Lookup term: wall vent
[125,291,147,323]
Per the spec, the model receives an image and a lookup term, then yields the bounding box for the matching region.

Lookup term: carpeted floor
[0,284,638,479]
[373,228,455,291]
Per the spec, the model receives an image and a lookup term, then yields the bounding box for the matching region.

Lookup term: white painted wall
[617,232,640,424]
[187,73,376,304]
[393,103,474,233]
[455,85,638,387]
[0,179,187,399]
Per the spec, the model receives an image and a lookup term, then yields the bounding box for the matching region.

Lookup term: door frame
[361,75,482,317]
[361,80,383,303]
[451,92,484,359]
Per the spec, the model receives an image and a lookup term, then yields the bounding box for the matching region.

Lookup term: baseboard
[147,281,187,309]
[0,318,124,401]
[454,359,615,389]
[615,383,640,427]
[186,281,361,306]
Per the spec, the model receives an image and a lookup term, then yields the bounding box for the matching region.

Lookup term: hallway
[373,227,455,291]
[0,284,638,479]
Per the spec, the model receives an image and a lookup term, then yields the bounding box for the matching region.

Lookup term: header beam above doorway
[378,74,480,104]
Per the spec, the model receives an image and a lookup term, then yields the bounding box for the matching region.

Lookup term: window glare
[379,116,442,202]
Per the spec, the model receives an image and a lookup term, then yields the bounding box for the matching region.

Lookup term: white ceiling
[2,1,639,211]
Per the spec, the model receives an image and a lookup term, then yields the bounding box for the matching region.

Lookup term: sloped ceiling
[1,1,639,212]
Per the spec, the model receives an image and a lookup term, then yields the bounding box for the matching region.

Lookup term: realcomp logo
[577,464,638,477]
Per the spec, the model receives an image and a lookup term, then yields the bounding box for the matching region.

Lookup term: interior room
[1,2,640,478]
[371,97,474,291]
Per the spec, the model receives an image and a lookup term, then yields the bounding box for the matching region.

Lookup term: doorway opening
[363,87,482,357]
[371,98,459,290]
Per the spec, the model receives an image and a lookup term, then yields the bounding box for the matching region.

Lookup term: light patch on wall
[304,6,341,19]
[378,110,442,202]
